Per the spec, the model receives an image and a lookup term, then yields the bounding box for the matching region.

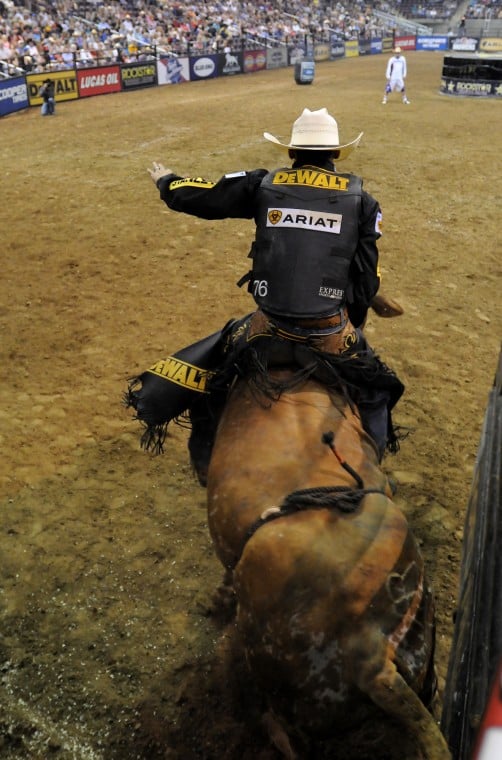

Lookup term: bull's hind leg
[359,659,451,760]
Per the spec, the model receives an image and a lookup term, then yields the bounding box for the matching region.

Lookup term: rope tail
[322,430,364,489]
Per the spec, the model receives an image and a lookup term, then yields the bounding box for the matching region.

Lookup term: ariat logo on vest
[267,207,342,234]
[272,169,350,191]
[148,357,214,392]
[268,210,283,224]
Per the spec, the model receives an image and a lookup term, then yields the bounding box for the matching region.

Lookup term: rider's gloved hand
[148,162,173,184]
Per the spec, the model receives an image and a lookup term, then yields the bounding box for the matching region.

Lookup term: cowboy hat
[263,108,363,160]
[393,46,402,53]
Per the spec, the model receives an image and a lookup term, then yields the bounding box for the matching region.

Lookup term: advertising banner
[394,36,416,51]
[313,43,330,62]
[243,49,267,73]
[157,55,190,85]
[479,37,502,54]
[416,35,448,51]
[121,62,157,90]
[267,47,289,69]
[358,39,371,56]
[27,71,78,104]
[0,76,28,117]
[450,36,479,52]
[382,36,394,52]
[217,50,244,76]
[330,40,346,59]
[345,40,359,58]
[370,38,383,54]
[189,55,218,80]
[77,66,122,97]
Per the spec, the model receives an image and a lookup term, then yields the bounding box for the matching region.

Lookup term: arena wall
[1,32,501,118]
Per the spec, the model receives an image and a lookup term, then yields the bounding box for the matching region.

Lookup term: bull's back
[207,376,390,569]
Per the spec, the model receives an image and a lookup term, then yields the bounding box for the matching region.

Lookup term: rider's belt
[264,307,349,340]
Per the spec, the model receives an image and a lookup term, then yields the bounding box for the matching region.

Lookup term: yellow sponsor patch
[169,177,215,190]
[148,357,214,392]
[272,169,350,191]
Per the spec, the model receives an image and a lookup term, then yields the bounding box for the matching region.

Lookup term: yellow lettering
[296,169,313,184]
[314,174,329,188]
[169,178,215,190]
[334,176,349,190]
[274,171,289,183]
[173,365,188,384]
[149,357,181,378]
[186,367,203,389]
[272,169,349,191]
[165,358,182,379]
[148,356,214,392]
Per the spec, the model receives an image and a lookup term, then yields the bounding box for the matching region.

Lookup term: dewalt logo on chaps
[149,356,214,392]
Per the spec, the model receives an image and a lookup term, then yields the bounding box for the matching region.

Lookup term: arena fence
[1,31,501,118]
[441,345,502,759]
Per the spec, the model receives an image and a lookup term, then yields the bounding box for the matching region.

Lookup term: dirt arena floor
[1,52,501,759]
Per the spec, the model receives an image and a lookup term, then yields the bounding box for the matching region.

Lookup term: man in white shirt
[382,47,410,105]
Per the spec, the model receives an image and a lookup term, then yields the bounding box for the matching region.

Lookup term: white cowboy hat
[263,108,363,160]
[393,46,402,53]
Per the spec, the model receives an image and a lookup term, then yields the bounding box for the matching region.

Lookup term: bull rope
[245,430,384,542]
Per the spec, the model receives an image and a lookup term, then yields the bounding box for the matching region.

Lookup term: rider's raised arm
[155,169,268,220]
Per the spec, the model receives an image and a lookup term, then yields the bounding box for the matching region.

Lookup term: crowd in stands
[465,0,502,18]
[0,0,499,77]
[396,0,459,19]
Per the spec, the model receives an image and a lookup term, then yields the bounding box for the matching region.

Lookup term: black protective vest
[245,167,362,318]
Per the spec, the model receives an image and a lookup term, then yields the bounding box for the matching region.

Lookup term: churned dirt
[0,52,500,759]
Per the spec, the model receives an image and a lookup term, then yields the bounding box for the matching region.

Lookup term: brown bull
[205,371,451,759]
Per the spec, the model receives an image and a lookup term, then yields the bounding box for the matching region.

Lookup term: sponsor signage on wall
[345,40,359,57]
[157,55,190,85]
[479,37,502,53]
[77,66,122,97]
[267,47,288,69]
[370,38,383,54]
[243,49,267,73]
[450,36,479,52]
[394,36,416,50]
[217,50,243,76]
[358,39,371,56]
[313,43,330,61]
[27,71,78,104]
[0,76,28,116]
[416,36,448,51]
[330,40,345,59]
[189,55,218,80]
[121,62,157,89]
